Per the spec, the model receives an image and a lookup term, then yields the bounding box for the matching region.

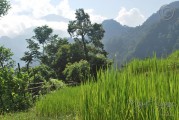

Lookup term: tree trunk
[0,62,4,68]
[27,61,30,74]
[82,34,88,60]
[0,95,4,111]
[42,43,45,56]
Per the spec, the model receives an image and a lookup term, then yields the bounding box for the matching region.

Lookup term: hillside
[102,1,179,66]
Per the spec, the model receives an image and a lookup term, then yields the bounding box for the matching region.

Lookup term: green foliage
[33,25,53,45]
[88,23,105,50]
[33,25,53,56]
[42,79,66,95]
[48,79,66,90]
[89,54,112,78]
[27,64,57,96]
[21,39,41,70]
[44,36,69,66]
[53,44,71,79]
[63,60,90,83]
[70,41,85,62]
[21,11,110,83]
[0,0,10,17]
[0,46,14,68]
[0,68,32,113]
[28,64,56,83]
[68,8,106,60]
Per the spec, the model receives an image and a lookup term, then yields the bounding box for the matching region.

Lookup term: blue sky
[0,0,177,38]
[68,0,176,18]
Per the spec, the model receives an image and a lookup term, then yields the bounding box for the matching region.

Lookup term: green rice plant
[79,55,179,120]
[35,86,84,119]
[35,51,179,120]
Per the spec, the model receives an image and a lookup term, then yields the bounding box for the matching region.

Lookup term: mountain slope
[132,7,179,59]
[102,1,179,66]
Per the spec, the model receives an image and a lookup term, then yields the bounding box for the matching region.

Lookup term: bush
[29,64,57,83]
[42,79,66,94]
[63,60,90,83]
[27,64,57,97]
[48,79,66,89]
[0,68,32,113]
[89,54,112,79]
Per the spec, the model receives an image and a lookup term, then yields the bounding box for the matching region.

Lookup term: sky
[0,0,177,38]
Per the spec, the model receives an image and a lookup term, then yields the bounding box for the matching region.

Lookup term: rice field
[2,51,179,120]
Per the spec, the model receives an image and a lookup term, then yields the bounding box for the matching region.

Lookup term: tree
[21,39,40,71]
[0,46,14,68]
[70,40,85,62]
[68,8,105,60]
[53,44,71,79]
[0,1,11,68]
[0,0,10,17]
[44,35,69,66]
[33,25,53,56]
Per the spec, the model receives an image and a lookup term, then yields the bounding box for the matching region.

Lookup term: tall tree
[67,9,111,80]
[21,39,40,71]
[0,0,10,17]
[33,25,53,56]
[68,9,106,60]
[0,1,11,68]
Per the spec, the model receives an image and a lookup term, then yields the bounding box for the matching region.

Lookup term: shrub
[0,68,32,113]
[63,60,90,83]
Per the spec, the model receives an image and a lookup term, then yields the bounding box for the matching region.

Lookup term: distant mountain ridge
[102,1,179,66]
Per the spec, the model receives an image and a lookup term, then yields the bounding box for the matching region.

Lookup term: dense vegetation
[35,51,179,120]
[1,0,179,119]
[2,50,179,120]
[0,0,110,114]
[20,9,111,82]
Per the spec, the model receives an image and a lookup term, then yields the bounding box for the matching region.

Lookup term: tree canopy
[33,25,53,56]
[0,46,14,68]
[0,0,10,17]
[68,8,106,60]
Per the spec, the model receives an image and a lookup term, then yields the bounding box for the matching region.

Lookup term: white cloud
[56,1,107,23]
[0,0,69,37]
[0,0,107,38]
[56,0,75,20]
[85,9,107,23]
[9,0,57,18]
[115,7,146,27]
[0,14,68,37]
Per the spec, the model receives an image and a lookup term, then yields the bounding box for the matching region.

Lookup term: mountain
[102,1,179,66]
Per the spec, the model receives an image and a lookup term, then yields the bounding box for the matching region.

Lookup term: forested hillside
[102,1,179,66]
